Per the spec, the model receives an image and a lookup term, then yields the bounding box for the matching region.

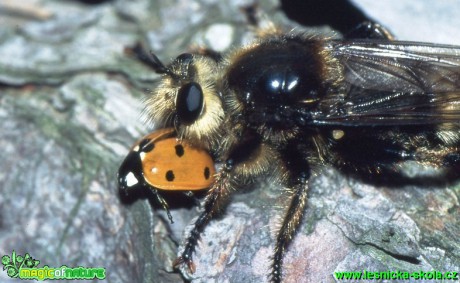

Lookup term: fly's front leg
[173,159,234,273]
[174,138,278,276]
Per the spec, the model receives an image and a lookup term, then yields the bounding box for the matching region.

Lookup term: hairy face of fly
[144,54,225,150]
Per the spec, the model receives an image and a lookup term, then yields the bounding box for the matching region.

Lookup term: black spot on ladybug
[175,144,185,157]
[204,167,210,180]
[166,170,175,181]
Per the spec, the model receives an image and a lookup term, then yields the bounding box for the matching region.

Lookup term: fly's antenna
[127,43,178,78]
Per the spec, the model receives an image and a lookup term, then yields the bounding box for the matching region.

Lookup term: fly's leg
[414,145,460,179]
[174,137,276,276]
[173,160,234,273]
[345,21,394,40]
[270,144,312,283]
[412,145,460,167]
[270,170,310,283]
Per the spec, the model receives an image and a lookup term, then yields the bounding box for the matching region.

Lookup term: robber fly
[119,22,460,282]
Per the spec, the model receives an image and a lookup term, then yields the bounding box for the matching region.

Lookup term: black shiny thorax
[226,37,327,129]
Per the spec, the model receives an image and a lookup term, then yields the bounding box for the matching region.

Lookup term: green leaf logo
[1,251,40,278]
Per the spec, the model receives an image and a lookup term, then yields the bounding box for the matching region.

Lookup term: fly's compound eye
[176,82,204,125]
[176,53,194,64]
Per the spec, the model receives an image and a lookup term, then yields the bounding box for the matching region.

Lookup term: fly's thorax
[222,34,343,144]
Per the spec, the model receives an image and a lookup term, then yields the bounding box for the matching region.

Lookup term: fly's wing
[311,41,460,126]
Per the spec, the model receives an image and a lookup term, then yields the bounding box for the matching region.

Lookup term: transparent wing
[311,41,460,126]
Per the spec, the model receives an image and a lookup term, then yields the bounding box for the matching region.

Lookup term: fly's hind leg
[406,129,460,173]
[442,150,460,167]
[413,144,460,178]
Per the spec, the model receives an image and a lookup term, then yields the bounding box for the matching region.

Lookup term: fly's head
[145,53,225,151]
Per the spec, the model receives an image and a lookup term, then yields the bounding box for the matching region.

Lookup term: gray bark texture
[0,0,458,282]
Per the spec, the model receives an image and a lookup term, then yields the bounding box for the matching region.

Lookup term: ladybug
[118,128,215,222]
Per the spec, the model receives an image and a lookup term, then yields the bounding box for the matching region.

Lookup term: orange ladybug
[118,128,215,222]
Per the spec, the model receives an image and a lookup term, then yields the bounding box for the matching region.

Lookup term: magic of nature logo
[2,251,106,281]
